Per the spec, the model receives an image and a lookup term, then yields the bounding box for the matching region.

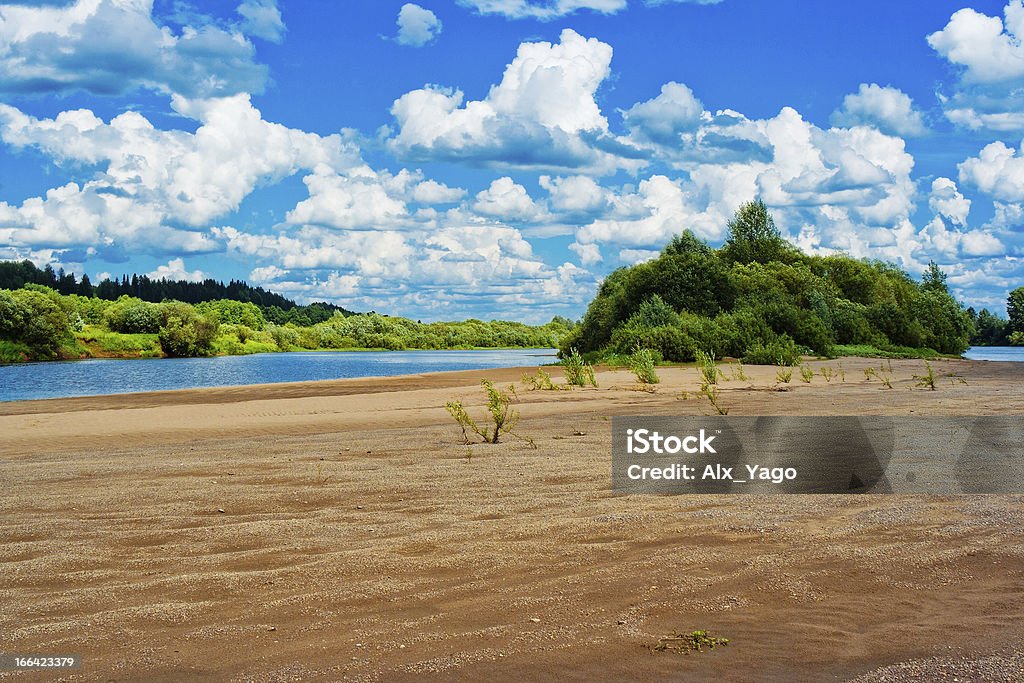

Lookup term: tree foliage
[561,200,979,363]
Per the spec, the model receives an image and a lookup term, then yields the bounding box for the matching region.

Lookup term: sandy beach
[2,357,1023,682]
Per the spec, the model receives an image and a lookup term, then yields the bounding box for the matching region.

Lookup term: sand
[1,357,1023,682]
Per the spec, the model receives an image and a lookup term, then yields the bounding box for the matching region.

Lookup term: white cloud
[928,2,1024,131]
[539,174,609,214]
[958,140,1024,202]
[456,0,721,20]
[456,0,626,20]
[0,0,267,97]
[237,0,285,43]
[388,29,637,172]
[412,179,465,203]
[623,81,705,144]
[472,177,545,221]
[286,165,411,230]
[928,1,1024,84]
[147,257,205,282]
[571,100,921,269]
[0,95,358,250]
[395,3,442,47]
[830,83,927,137]
[928,177,971,227]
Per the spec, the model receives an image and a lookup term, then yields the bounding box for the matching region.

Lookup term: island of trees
[559,200,1022,364]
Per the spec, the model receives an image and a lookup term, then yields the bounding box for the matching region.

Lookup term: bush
[743,335,801,366]
[563,347,597,387]
[0,288,73,358]
[446,380,523,444]
[158,302,219,357]
[629,346,660,384]
[104,296,161,334]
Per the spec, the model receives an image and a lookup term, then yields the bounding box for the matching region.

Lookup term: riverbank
[2,357,1023,681]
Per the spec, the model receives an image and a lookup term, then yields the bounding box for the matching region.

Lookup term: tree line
[0,260,352,326]
[0,283,573,363]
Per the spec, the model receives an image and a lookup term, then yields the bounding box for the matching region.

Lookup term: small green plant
[563,347,597,387]
[864,367,875,381]
[695,349,721,386]
[653,630,730,654]
[945,371,967,386]
[728,362,749,381]
[629,345,660,385]
[820,366,835,383]
[313,460,331,485]
[775,360,793,384]
[913,360,937,391]
[446,380,521,444]
[699,384,729,415]
[522,367,561,391]
[879,373,893,389]
[799,365,814,383]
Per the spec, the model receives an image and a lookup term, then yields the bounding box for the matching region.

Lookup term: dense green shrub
[197,300,266,330]
[105,296,161,334]
[0,288,73,359]
[158,302,219,357]
[743,335,802,366]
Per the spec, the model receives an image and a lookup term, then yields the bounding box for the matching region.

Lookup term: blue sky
[1,0,1022,321]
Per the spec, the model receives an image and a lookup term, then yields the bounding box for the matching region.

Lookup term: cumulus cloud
[928,1,1024,130]
[830,83,927,137]
[0,95,358,251]
[395,3,442,47]
[928,1,1024,84]
[539,174,609,215]
[388,29,639,172]
[472,177,545,222]
[958,140,1024,202]
[147,257,205,282]
[623,81,705,145]
[237,0,285,42]
[0,0,267,97]
[928,177,971,227]
[571,95,922,268]
[218,217,592,322]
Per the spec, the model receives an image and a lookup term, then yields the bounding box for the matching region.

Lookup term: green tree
[1008,287,1024,335]
[663,229,712,256]
[0,288,73,358]
[921,261,949,294]
[721,199,793,265]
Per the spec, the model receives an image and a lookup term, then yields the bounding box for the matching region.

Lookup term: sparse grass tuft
[728,362,749,381]
[563,347,597,387]
[913,360,937,391]
[775,359,793,384]
[653,630,730,654]
[699,384,729,415]
[522,367,562,391]
[695,349,721,386]
[799,365,814,383]
[446,380,534,446]
[313,460,331,485]
[629,345,660,385]
[820,366,835,383]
